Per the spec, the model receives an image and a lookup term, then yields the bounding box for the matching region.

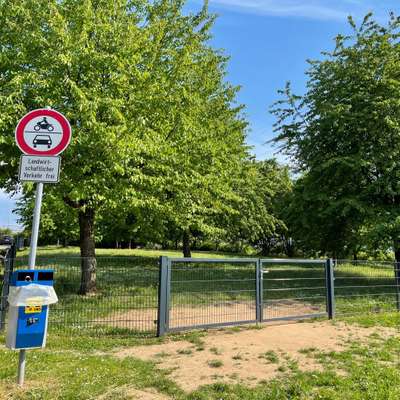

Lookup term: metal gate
[158,257,259,334]
[260,259,331,322]
[157,257,332,336]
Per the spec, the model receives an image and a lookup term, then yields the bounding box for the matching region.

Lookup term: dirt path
[95,300,324,331]
[115,321,396,392]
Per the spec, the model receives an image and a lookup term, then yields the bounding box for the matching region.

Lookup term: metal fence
[0,246,15,330]
[1,251,400,337]
[334,259,400,316]
[3,252,159,336]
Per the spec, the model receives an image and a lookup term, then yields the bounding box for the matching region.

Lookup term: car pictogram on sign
[33,135,52,148]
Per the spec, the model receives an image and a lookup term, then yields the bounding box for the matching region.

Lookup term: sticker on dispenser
[24,305,42,314]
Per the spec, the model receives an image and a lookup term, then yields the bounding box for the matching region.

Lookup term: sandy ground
[95,300,324,331]
[115,321,397,392]
[96,387,170,400]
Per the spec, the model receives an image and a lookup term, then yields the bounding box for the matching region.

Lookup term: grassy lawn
[3,245,396,389]
[17,245,245,259]
[2,246,400,398]
[0,313,399,399]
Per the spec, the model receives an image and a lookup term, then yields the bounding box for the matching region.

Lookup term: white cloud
[200,0,386,21]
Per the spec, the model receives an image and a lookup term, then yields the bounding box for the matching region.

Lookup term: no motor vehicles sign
[15,109,71,156]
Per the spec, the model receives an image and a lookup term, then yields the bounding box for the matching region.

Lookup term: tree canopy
[272,13,400,259]
[1,0,288,291]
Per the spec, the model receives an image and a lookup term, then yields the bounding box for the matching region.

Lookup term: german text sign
[15,109,71,156]
[19,155,61,183]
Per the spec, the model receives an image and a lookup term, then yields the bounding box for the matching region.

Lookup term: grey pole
[255,260,263,323]
[18,182,44,386]
[17,350,26,386]
[28,182,43,269]
[326,259,335,319]
[157,257,168,337]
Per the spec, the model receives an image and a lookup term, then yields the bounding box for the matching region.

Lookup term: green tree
[0,0,250,290]
[272,13,400,260]
[15,190,79,246]
[221,159,290,255]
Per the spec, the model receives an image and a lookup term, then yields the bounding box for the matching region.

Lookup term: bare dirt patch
[96,386,170,400]
[95,300,324,331]
[115,321,396,391]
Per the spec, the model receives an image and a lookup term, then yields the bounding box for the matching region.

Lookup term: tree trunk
[79,208,97,295]
[394,239,400,263]
[183,231,191,258]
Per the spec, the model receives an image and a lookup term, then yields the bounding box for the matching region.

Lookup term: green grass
[1,312,399,399]
[18,245,245,259]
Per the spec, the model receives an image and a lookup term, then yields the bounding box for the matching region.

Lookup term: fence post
[325,258,335,319]
[0,244,16,331]
[157,256,169,337]
[394,262,400,312]
[256,260,263,323]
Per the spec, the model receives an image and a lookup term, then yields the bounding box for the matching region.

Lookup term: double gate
[157,257,333,336]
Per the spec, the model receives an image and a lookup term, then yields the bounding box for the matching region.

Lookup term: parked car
[0,235,14,245]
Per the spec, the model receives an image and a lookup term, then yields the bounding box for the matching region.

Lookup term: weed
[154,351,170,358]
[259,350,279,364]
[298,347,317,355]
[277,365,287,373]
[208,360,224,368]
[210,347,222,355]
[177,348,193,355]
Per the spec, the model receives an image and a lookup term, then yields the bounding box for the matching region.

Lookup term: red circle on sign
[15,109,72,156]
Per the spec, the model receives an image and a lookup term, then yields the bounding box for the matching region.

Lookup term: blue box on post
[6,270,54,350]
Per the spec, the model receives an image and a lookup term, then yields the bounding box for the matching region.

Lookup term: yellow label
[25,305,42,314]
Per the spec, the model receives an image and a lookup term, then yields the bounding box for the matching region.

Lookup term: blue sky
[1,0,399,229]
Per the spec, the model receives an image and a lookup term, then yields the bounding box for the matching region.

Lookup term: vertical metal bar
[259,260,264,322]
[394,262,400,312]
[0,244,16,331]
[17,350,26,386]
[255,260,262,322]
[28,182,43,269]
[325,258,335,319]
[165,258,171,332]
[19,182,43,386]
[157,256,168,337]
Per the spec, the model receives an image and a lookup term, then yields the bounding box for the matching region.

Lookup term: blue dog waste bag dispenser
[6,270,58,350]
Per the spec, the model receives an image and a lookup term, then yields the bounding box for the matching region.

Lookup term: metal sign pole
[18,181,44,386]
[12,106,70,388]
[28,182,44,269]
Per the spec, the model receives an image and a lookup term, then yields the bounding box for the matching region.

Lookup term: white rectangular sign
[19,155,61,183]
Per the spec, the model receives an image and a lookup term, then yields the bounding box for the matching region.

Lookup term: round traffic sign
[15,109,72,156]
